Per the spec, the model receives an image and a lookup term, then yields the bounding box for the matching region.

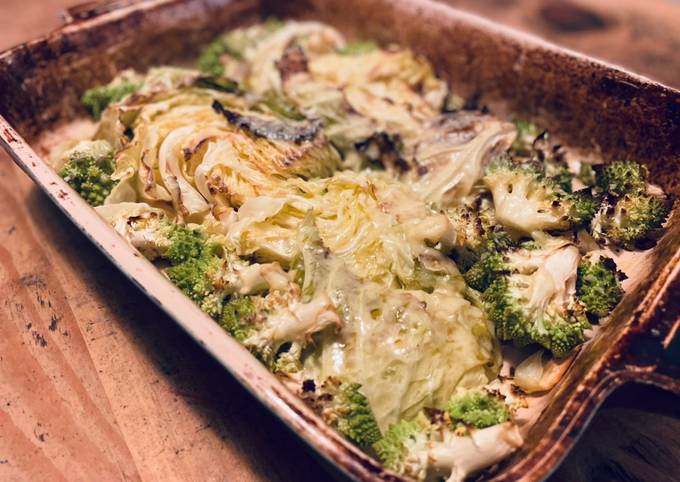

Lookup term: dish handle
[618,279,680,396]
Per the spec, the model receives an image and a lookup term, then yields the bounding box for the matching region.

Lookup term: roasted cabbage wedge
[54,20,670,482]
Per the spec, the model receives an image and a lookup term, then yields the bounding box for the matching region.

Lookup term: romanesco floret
[219,296,257,342]
[463,251,505,293]
[58,140,116,206]
[484,277,589,358]
[592,193,671,249]
[483,157,584,237]
[596,160,648,197]
[576,254,625,318]
[446,196,512,271]
[125,215,209,264]
[165,254,224,317]
[165,225,206,265]
[159,228,225,318]
[373,418,424,472]
[81,81,139,119]
[374,408,522,482]
[303,378,382,447]
[447,390,510,429]
[335,382,383,446]
[480,239,590,357]
[567,188,601,228]
[587,160,670,248]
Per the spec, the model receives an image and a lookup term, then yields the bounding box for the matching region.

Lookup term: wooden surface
[0,1,679,481]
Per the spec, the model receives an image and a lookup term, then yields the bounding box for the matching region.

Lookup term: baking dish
[0,0,678,480]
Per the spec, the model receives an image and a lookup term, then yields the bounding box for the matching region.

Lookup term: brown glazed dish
[1,0,679,480]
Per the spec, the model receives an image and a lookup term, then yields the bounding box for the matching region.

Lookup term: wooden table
[0,1,678,481]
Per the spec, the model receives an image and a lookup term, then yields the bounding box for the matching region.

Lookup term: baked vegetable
[53,20,672,482]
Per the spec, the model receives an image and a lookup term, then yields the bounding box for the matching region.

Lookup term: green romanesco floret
[481,238,591,357]
[81,81,139,119]
[335,382,383,446]
[484,276,590,358]
[576,254,625,318]
[165,253,224,317]
[219,296,257,342]
[305,378,382,447]
[165,225,206,265]
[483,158,563,236]
[463,251,506,293]
[568,188,601,228]
[58,140,116,206]
[373,411,523,481]
[447,390,510,429]
[373,418,424,471]
[592,193,671,249]
[589,159,670,248]
[483,157,595,237]
[596,160,648,197]
[123,216,209,263]
[446,195,513,271]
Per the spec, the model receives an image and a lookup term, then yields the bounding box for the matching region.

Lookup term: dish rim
[1,1,679,481]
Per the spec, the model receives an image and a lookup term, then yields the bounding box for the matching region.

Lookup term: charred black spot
[302,379,316,393]
[212,100,320,144]
[356,132,409,172]
[394,157,411,172]
[423,407,446,424]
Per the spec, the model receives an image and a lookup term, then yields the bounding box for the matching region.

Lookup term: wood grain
[0,1,678,482]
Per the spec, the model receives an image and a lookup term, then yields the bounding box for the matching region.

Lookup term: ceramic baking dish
[1,0,679,480]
